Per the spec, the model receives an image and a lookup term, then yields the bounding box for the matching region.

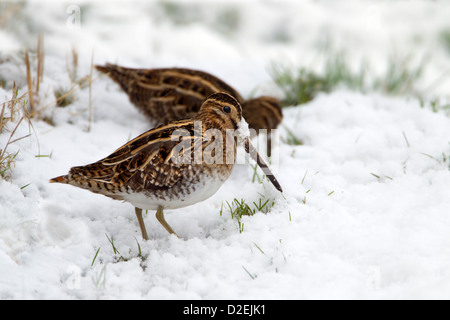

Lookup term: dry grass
[24,49,34,114]
[55,46,97,116]
[0,84,31,181]
[88,49,94,132]
[21,38,96,126]
[22,34,45,118]
[0,1,25,29]
[66,46,79,84]
[0,36,91,181]
[36,34,44,94]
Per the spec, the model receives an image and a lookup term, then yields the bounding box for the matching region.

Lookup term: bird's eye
[223,106,231,114]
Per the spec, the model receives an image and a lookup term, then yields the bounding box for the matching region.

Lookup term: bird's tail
[95,63,134,93]
[94,63,115,74]
[49,175,69,184]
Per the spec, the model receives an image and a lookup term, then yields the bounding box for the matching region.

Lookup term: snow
[236,118,251,143]
[1,0,450,299]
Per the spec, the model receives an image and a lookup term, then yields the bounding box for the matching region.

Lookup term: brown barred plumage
[50,93,282,240]
[95,64,283,149]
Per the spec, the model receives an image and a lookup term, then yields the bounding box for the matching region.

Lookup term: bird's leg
[135,207,149,241]
[156,205,179,237]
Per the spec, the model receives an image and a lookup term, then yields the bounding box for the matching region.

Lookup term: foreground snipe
[50,93,282,240]
[95,64,283,156]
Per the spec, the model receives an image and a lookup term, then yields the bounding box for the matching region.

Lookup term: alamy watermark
[366,265,381,290]
[66,5,81,30]
[168,121,279,171]
[65,265,82,290]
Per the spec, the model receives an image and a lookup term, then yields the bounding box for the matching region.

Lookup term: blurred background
[1,0,450,104]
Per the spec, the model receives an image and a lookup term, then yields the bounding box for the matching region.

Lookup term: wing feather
[68,120,195,193]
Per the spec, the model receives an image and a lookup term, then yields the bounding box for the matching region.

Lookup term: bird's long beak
[244,136,283,193]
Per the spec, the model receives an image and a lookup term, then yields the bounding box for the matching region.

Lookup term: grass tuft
[421,97,450,114]
[225,197,275,233]
[440,29,450,54]
[54,87,74,107]
[270,63,331,107]
[281,125,303,146]
[421,150,450,170]
[271,49,426,107]
[373,55,425,96]
[104,234,145,263]
[23,35,45,118]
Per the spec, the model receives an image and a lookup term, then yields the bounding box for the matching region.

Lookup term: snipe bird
[95,64,283,156]
[50,93,282,240]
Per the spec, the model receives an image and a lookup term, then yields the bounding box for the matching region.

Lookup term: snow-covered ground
[1,0,450,299]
